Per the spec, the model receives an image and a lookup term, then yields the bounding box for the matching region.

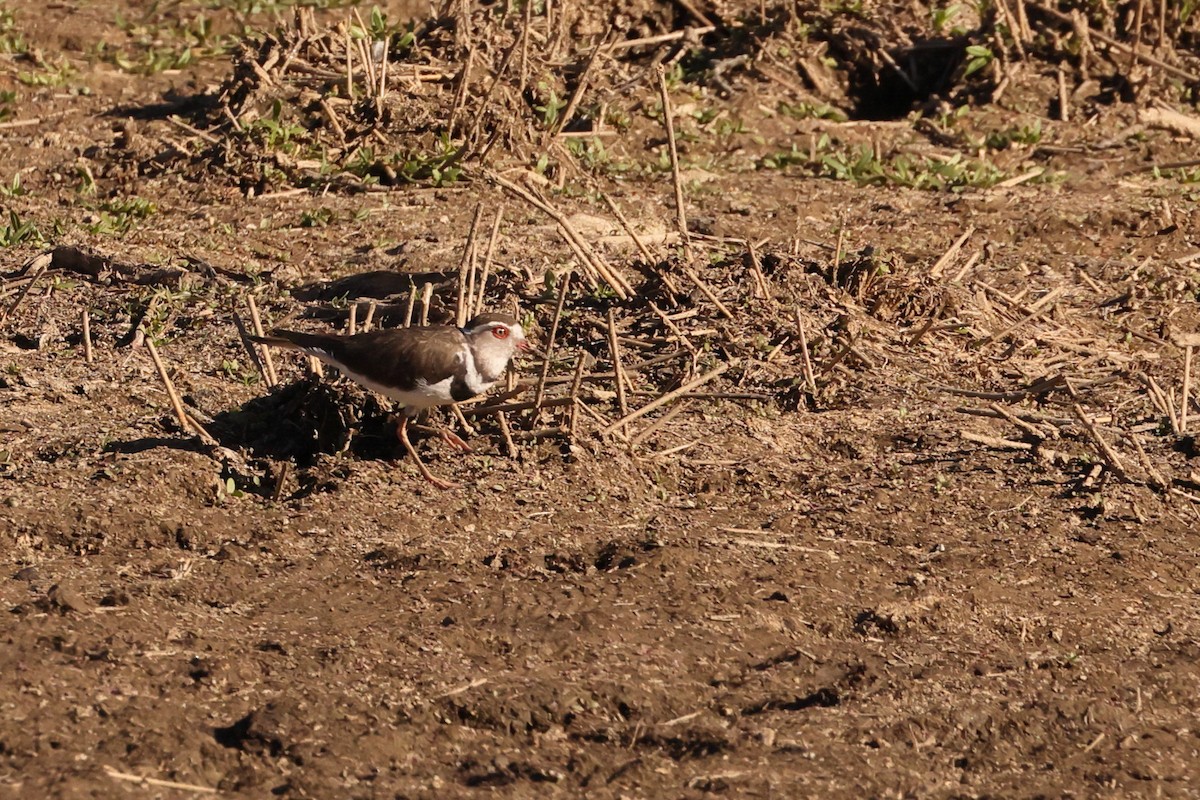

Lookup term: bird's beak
[517,339,534,353]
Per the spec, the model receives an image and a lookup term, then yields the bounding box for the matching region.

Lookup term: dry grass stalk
[350,8,376,88]
[1129,0,1147,76]
[362,300,377,332]
[987,402,1046,440]
[601,193,655,263]
[956,405,1079,427]
[960,431,1069,465]
[232,312,271,387]
[567,350,587,441]
[82,309,93,363]
[466,396,575,417]
[606,308,630,418]
[1,272,39,326]
[319,99,346,141]
[510,426,568,442]
[476,208,504,316]
[577,399,630,443]
[1182,344,1193,434]
[682,265,735,320]
[951,250,981,283]
[420,282,434,326]
[976,285,1067,347]
[606,27,715,52]
[343,23,354,100]
[831,219,846,288]
[376,34,390,116]
[104,766,216,795]
[794,307,819,397]
[457,203,484,326]
[1140,373,1179,433]
[519,0,532,96]
[272,462,290,501]
[1065,381,1128,481]
[657,64,692,262]
[1140,104,1200,139]
[1129,432,1167,491]
[448,47,474,138]
[1015,0,1033,41]
[1033,1,1200,82]
[1056,66,1069,122]
[648,302,697,355]
[404,285,417,327]
[144,333,217,446]
[603,361,732,434]
[630,398,693,447]
[348,301,358,335]
[746,242,770,299]
[496,409,518,455]
[930,226,974,278]
[907,298,946,347]
[247,295,278,387]
[486,171,632,298]
[547,29,610,141]
[535,272,572,409]
[994,0,1026,59]
[466,32,522,145]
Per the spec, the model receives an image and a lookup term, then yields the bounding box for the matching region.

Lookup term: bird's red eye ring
[492,326,510,340]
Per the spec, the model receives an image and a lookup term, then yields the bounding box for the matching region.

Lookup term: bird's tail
[247,330,337,356]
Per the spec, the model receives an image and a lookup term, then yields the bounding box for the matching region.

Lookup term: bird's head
[463,312,532,379]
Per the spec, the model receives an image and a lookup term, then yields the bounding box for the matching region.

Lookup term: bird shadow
[206,377,400,467]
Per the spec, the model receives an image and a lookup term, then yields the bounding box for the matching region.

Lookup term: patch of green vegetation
[603,107,632,131]
[1152,165,1200,184]
[0,5,25,54]
[0,173,24,197]
[349,133,463,186]
[347,5,415,53]
[0,89,14,122]
[102,11,225,75]
[930,4,967,34]
[299,207,335,227]
[534,81,568,130]
[982,120,1042,150]
[778,100,847,122]
[220,358,261,387]
[250,99,307,153]
[219,0,359,13]
[964,44,994,78]
[759,134,1005,190]
[88,197,158,235]
[564,136,636,175]
[17,58,76,87]
[662,62,685,91]
[75,165,97,196]
[0,210,43,247]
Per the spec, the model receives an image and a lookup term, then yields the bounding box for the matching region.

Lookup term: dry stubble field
[3,0,1200,797]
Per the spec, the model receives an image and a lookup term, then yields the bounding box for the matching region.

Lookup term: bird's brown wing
[256,327,466,392]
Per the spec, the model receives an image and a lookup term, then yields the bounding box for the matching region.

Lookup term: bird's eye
[492,326,510,340]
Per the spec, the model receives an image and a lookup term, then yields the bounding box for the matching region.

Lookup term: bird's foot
[413,423,473,453]
[440,428,474,453]
[418,469,460,490]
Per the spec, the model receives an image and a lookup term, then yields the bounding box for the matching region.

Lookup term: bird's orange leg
[412,422,474,453]
[396,416,459,490]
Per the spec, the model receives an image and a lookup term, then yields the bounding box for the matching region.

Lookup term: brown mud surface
[3,1,1200,797]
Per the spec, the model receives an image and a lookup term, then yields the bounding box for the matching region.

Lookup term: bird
[249,312,531,489]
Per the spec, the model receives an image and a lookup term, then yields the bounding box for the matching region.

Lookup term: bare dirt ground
[3,0,1200,797]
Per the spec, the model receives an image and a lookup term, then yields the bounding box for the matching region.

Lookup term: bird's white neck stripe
[462,341,489,395]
